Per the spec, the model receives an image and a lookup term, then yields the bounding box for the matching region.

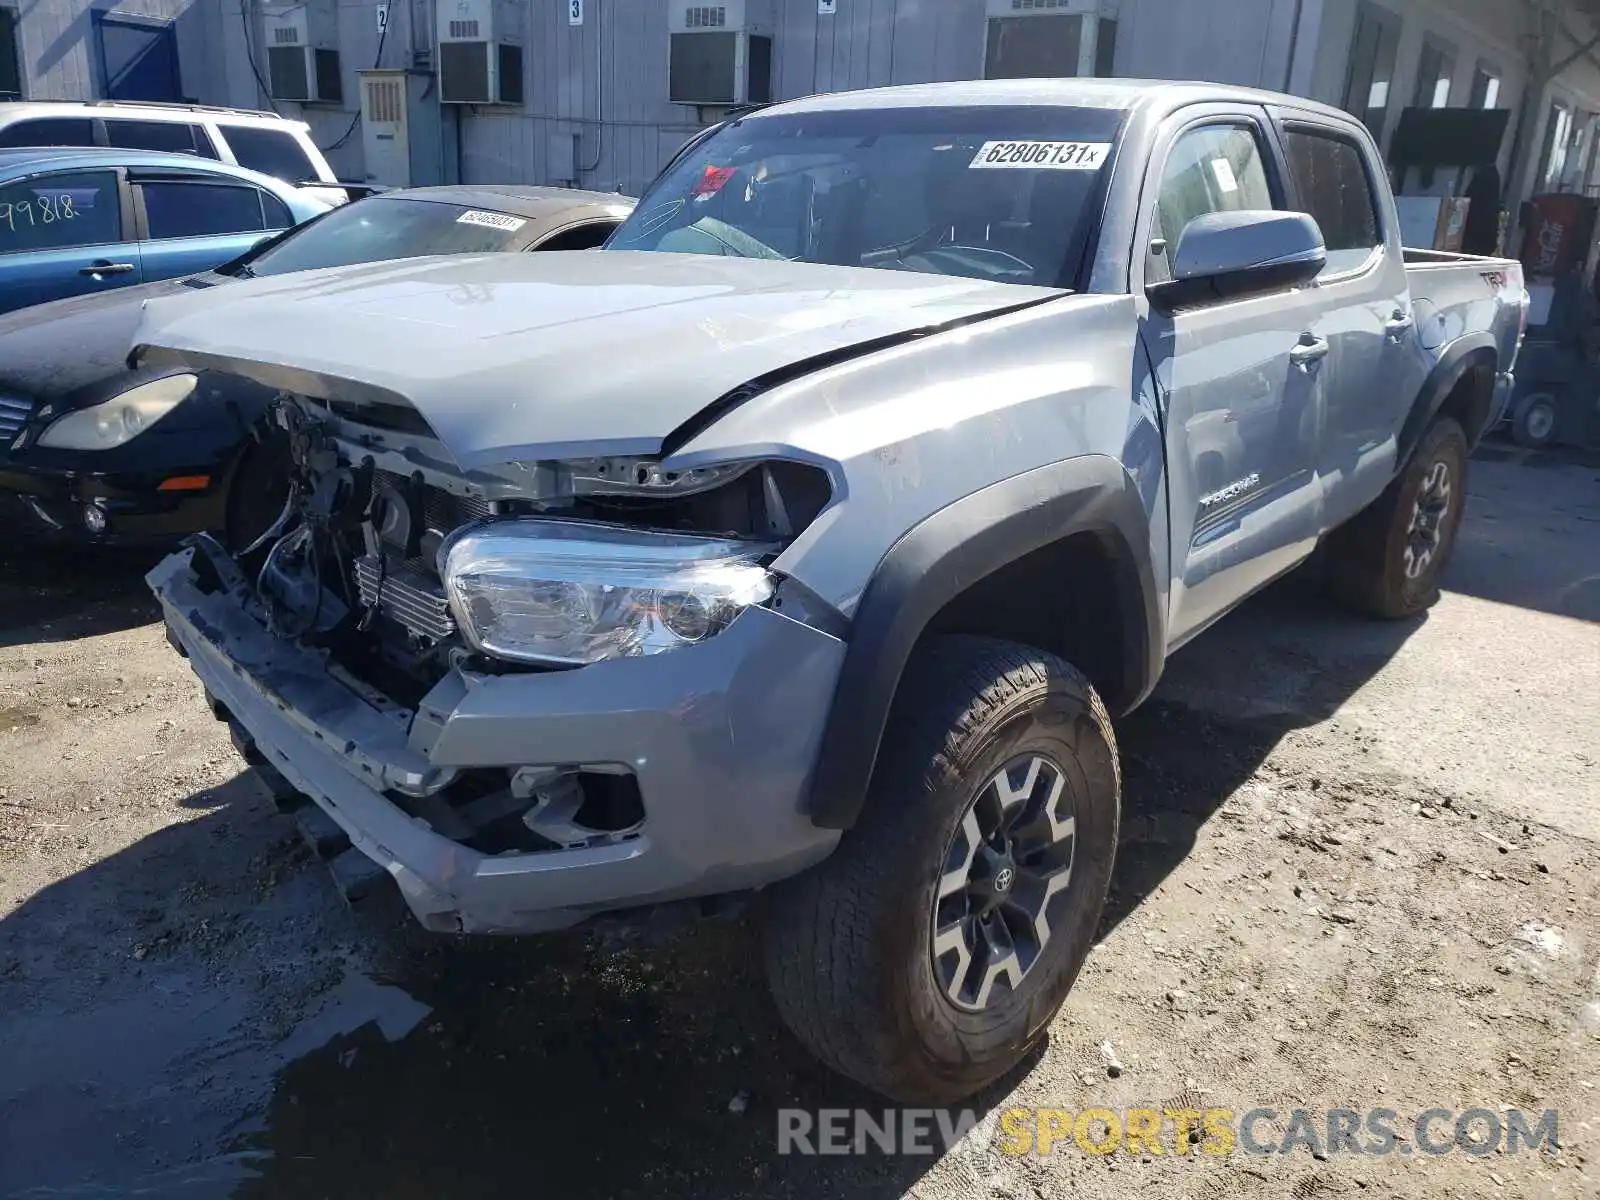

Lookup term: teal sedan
[0,146,329,314]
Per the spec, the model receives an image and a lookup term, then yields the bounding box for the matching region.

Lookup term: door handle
[1385,309,1414,341]
[79,261,134,277]
[1289,333,1330,370]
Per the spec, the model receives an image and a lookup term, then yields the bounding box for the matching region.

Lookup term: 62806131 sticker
[969,141,1111,170]
[456,210,527,231]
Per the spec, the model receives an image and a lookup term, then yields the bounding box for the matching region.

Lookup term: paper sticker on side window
[1210,157,1240,194]
[457,210,527,231]
[969,141,1111,170]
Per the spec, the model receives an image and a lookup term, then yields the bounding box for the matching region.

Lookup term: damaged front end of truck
[147,377,848,934]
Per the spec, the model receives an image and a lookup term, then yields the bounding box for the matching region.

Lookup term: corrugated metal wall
[9,0,1598,201]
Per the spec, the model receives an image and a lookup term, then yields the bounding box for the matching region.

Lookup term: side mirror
[1149,210,1326,312]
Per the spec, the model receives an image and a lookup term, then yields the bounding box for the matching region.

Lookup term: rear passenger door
[0,168,142,313]
[131,173,287,281]
[1273,112,1424,529]
[1134,106,1328,647]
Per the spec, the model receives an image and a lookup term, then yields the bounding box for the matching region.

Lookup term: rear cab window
[1150,122,1277,284]
[0,170,122,252]
[1281,124,1383,275]
[0,117,98,148]
[607,104,1124,287]
[217,124,318,184]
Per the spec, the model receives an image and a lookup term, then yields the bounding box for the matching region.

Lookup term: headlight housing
[440,519,776,666]
[36,373,198,451]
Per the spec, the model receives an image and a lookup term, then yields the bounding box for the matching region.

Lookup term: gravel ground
[0,449,1596,1200]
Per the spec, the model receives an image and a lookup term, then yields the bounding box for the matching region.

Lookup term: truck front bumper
[148,549,845,934]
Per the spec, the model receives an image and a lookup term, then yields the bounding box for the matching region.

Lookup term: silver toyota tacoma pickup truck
[134,80,1527,1103]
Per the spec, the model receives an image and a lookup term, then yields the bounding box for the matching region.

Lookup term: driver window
[1150,124,1275,284]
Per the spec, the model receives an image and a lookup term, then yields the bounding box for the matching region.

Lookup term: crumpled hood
[130,250,1061,468]
[0,275,222,403]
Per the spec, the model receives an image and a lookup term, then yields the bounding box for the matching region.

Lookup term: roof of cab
[758,78,1361,126]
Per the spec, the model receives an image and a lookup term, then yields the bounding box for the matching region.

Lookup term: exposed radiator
[353,555,456,642]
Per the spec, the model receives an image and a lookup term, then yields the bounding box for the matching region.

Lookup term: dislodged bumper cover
[147,549,845,933]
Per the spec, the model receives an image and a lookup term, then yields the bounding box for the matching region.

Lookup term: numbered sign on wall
[375,4,388,33]
[818,0,837,12]
[569,0,584,25]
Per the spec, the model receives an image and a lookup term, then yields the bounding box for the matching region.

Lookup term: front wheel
[1328,415,1469,619]
[763,636,1119,1103]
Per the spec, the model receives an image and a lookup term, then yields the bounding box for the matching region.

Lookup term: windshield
[236,196,534,278]
[607,105,1123,287]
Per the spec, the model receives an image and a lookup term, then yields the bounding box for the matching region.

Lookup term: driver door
[1134,108,1328,646]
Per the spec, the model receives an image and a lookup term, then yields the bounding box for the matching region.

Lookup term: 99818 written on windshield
[1,193,81,234]
[969,140,1111,170]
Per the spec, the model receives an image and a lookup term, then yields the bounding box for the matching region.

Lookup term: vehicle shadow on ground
[0,547,161,648]
[1452,447,1600,622]
[1100,573,1425,938]
[0,575,1429,1200]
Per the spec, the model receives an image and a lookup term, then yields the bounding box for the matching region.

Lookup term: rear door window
[140,180,266,239]
[0,170,122,252]
[106,118,216,157]
[1282,126,1382,275]
[219,125,317,183]
[0,117,98,148]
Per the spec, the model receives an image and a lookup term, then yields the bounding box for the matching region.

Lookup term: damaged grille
[354,555,456,642]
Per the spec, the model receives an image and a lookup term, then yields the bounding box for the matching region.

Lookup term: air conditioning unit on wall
[668,1,774,107]
[437,0,524,105]
[262,0,342,104]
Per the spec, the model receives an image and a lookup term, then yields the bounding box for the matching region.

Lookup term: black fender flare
[1397,332,1499,463]
[804,454,1163,830]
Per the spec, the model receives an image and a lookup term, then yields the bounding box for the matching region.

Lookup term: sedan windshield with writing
[235,196,533,278]
[607,105,1123,286]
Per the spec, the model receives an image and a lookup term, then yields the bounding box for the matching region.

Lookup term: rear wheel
[763,636,1119,1103]
[1328,415,1468,619]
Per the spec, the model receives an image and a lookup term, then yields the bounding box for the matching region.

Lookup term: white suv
[0,100,349,206]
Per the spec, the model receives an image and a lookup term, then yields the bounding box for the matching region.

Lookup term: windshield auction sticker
[969,140,1111,170]
[456,210,527,231]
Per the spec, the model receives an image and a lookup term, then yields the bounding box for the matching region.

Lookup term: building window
[1413,36,1456,109]
[0,7,20,99]
[1343,0,1402,137]
[1469,63,1502,109]
[1538,103,1576,192]
[985,15,1082,79]
[1094,19,1117,78]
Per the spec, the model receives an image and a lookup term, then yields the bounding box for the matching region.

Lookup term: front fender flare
[804,454,1162,830]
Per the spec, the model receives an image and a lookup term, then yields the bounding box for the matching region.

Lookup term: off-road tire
[763,635,1119,1104]
[1327,415,1469,619]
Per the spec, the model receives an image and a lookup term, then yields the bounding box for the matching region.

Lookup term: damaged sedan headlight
[440,519,776,666]
[36,373,198,451]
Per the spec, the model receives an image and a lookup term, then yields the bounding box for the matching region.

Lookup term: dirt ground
[0,448,1596,1200]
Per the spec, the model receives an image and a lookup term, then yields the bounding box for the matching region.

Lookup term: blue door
[0,169,144,314]
[96,14,183,103]
[135,177,279,281]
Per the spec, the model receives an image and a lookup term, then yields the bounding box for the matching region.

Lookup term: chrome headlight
[440,520,776,666]
[36,373,198,451]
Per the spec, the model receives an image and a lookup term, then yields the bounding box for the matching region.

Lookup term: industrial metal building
[5,0,1600,219]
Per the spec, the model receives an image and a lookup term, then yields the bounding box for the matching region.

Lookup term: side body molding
[805,454,1163,830]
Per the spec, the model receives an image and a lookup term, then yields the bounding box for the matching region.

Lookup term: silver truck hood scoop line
[130,250,1062,470]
